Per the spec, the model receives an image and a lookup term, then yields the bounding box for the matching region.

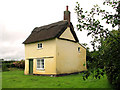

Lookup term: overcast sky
[0,0,112,60]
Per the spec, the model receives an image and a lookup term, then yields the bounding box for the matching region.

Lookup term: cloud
[0,24,26,59]
[0,39,25,59]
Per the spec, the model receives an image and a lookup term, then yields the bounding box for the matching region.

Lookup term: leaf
[81,15,85,19]
[85,11,88,13]
[80,29,82,31]
[101,72,104,76]
[95,75,98,79]
[83,77,86,80]
[87,32,92,36]
[85,75,88,79]
[112,24,115,28]
[103,10,105,12]
[87,27,90,30]
[98,76,101,79]
[109,2,112,5]
[103,2,105,5]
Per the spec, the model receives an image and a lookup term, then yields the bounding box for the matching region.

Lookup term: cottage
[23,6,87,76]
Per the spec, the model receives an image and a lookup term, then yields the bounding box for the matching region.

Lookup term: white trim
[36,68,45,70]
[37,48,43,49]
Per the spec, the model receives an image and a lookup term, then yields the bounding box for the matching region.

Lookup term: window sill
[37,48,43,50]
[36,68,45,71]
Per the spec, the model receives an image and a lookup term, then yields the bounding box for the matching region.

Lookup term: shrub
[2,60,25,71]
[2,63,9,71]
[12,60,25,69]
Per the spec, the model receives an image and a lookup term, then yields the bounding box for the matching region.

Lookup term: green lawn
[2,68,112,88]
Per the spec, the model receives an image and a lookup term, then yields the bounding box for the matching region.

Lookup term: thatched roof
[23,20,79,44]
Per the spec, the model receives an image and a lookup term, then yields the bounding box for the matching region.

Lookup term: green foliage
[2,63,9,71]
[2,61,16,71]
[12,60,25,69]
[2,60,25,71]
[102,30,120,88]
[75,0,120,89]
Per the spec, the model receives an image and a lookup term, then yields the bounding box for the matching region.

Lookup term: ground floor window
[37,59,44,70]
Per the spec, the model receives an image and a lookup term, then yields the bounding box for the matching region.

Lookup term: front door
[29,59,33,74]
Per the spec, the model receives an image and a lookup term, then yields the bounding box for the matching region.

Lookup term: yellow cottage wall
[56,27,86,74]
[56,38,87,74]
[24,39,56,75]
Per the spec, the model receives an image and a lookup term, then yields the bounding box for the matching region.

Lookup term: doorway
[29,59,33,74]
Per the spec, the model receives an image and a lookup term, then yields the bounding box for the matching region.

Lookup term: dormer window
[38,43,42,49]
[78,47,80,53]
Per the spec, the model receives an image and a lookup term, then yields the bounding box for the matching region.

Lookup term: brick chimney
[64,6,71,25]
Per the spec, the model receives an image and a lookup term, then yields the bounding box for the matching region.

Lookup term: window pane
[37,65,40,68]
[37,63,40,66]
[37,60,40,68]
[37,60,40,64]
[40,43,42,48]
[78,47,80,52]
[37,60,40,62]
[38,44,39,48]
[40,65,42,68]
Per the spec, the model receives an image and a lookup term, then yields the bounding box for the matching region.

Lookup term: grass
[2,68,112,88]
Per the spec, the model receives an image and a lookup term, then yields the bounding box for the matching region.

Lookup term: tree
[102,30,120,88]
[75,0,120,89]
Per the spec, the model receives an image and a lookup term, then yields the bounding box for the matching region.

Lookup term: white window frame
[37,43,42,49]
[36,59,44,70]
[78,47,80,53]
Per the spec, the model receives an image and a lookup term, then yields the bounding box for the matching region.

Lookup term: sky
[0,0,112,60]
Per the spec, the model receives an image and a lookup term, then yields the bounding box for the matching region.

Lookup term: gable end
[57,22,79,43]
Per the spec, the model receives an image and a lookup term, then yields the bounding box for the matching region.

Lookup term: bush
[2,63,9,71]
[2,60,16,68]
[2,60,25,71]
[12,60,25,69]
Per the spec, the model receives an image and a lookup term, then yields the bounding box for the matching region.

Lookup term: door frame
[29,59,33,74]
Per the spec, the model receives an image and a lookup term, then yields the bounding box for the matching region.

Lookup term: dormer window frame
[38,43,42,49]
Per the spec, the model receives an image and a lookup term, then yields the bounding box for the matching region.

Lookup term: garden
[1,60,112,88]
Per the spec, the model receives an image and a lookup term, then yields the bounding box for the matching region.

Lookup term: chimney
[64,6,71,25]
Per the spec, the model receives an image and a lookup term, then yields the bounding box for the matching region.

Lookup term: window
[38,43,42,49]
[37,59,44,70]
[78,47,80,53]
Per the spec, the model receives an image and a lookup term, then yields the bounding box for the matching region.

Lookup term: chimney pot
[66,6,68,11]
